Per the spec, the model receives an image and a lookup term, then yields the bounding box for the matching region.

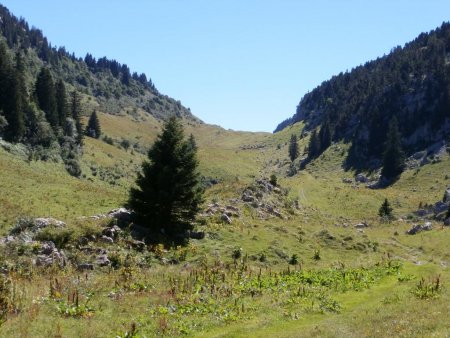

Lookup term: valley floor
[1,120,449,337]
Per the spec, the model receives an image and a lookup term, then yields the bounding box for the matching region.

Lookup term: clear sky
[2,1,450,132]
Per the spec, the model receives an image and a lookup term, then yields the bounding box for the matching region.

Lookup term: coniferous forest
[0,4,197,175]
[276,22,450,171]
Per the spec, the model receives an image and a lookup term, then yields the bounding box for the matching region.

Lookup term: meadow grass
[0,115,449,337]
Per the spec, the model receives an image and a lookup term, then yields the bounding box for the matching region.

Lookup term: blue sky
[2,1,450,132]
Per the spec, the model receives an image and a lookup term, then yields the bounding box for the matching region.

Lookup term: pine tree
[85,110,101,138]
[188,133,197,151]
[0,41,11,110]
[127,116,203,246]
[69,90,83,144]
[319,119,332,151]
[307,129,321,159]
[381,116,405,179]
[378,198,393,220]
[288,134,299,161]
[35,67,58,129]
[55,79,68,127]
[3,51,26,142]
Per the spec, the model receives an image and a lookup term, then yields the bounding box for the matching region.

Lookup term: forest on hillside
[0,4,197,175]
[276,22,450,169]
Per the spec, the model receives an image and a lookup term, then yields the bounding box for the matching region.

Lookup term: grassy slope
[0,114,449,337]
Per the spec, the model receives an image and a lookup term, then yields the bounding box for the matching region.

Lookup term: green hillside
[0,4,449,338]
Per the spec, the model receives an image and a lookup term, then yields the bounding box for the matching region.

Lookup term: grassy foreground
[0,114,449,337]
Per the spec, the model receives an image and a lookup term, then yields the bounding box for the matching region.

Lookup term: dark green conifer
[378,198,394,220]
[381,116,405,179]
[55,79,68,127]
[127,116,203,246]
[3,51,26,141]
[288,134,299,162]
[85,110,101,138]
[188,133,197,151]
[307,129,321,159]
[69,90,83,144]
[319,119,332,151]
[35,67,58,129]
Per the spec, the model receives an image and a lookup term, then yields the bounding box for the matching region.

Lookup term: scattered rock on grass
[406,222,433,235]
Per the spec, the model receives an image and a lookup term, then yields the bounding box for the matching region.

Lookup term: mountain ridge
[275,22,450,169]
[0,4,201,124]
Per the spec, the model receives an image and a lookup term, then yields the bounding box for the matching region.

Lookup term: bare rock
[354,222,369,229]
[40,241,56,255]
[225,205,239,212]
[406,222,433,235]
[415,209,430,217]
[355,174,369,183]
[100,235,114,243]
[242,191,255,202]
[127,239,146,252]
[102,225,121,239]
[272,210,283,219]
[35,249,66,268]
[107,208,133,222]
[434,201,448,214]
[221,214,232,224]
[78,237,89,245]
[444,187,450,203]
[34,218,66,229]
[96,254,110,266]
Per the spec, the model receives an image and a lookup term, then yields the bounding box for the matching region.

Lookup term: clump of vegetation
[412,276,442,299]
[232,247,242,261]
[313,249,321,261]
[35,226,74,249]
[289,254,299,265]
[0,275,11,324]
[269,174,278,187]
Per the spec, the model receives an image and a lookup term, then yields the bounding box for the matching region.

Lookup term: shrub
[64,158,82,177]
[0,275,11,324]
[232,247,242,260]
[35,227,74,249]
[269,174,277,187]
[289,254,298,265]
[313,249,321,260]
[412,276,442,299]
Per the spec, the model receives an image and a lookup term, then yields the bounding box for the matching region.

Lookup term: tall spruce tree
[69,90,83,144]
[307,129,321,159]
[381,116,405,179]
[55,79,68,127]
[3,51,26,141]
[128,116,203,246]
[85,110,101,138]
[35,67,58,129]
[0,41,10,112]
[288,134,299,161]
[319,119,332,151]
